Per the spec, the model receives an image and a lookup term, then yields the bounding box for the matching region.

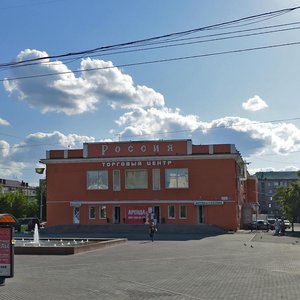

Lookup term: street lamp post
[39,179,43,221]
[35,168,45,221]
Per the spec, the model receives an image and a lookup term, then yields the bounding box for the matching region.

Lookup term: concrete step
[41,224,226,237]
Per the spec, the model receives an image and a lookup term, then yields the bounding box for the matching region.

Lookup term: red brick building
[40,139,257,230]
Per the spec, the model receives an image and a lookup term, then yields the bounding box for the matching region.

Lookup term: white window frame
[125,169,148,190]
[152,169,161,191]
[99,206,107,219]
[87,170,108,190]
[165,168,189,189]
[113,170,121,191]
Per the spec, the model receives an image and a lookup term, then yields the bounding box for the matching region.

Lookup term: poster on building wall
[126,206,152,224]
[0,227,12,277]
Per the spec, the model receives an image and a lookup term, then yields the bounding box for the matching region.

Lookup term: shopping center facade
[40,139,257,230]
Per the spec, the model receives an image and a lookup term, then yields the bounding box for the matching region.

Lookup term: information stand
[0,214,16,286]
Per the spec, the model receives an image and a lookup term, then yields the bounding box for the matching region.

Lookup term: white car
[284,220,291,229]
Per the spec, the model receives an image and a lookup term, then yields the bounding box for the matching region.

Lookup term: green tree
[0,189,39,218]
[36,180,46,221]
[274,171,300,231]
[0,188,10,213]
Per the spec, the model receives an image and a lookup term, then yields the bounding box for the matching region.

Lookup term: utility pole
[35,168,45,221]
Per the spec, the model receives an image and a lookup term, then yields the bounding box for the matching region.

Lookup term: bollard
[0,276,5,286]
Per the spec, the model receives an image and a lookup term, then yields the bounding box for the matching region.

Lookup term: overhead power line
[1,5,299,69]
[2,40,300,82]
[2,21,300,72]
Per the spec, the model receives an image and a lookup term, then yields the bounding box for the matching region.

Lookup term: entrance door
[198,206,204,224]
[114,206,121,224]
[154,206,160,224]
[73,207,80,224]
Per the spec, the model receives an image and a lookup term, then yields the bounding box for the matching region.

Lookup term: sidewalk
[2,231,300,299]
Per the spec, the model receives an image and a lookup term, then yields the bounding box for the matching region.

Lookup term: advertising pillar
[0,214,16,286]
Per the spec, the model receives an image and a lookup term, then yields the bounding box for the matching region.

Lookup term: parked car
[40,221,47,229]
[252,220,269,231]
[284,219,291,229]
[15,217,40,232]
[268,218,276,230]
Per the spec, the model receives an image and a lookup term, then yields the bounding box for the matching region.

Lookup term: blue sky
[1,0,300,186]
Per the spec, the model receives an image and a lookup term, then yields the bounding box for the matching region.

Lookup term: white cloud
[0,131,96,183]
[9,131,96,163]
[1,112,300,185]
[115,107,206,139]
[115,109,300,156]
[3,50,165,115]
[0,118,10,126]
[242,95,268,111]
[0,161,25,180]
[249,166,299,175]
[0,140,10,157]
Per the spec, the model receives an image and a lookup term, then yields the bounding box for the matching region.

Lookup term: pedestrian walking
[280,220,285,236]
[149,222,157,242]
[274,218,281,236]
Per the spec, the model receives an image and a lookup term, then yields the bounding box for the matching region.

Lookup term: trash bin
[0,213,17,286]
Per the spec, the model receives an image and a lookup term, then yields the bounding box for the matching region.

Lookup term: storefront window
[89,206,96,219]
[179,205,187,219]
[168,205,175,219]
[125,169,148,189]
[113,170,121,191]
[152,169,161,190]
[165,168,188,189]
[87,170,108,190]
[99,206,106,219]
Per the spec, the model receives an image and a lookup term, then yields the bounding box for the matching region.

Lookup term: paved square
[1,232,300,299]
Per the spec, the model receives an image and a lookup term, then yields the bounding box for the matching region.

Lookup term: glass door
[154,206,160,224]
[114,206,120,224]
[198,206,204,224]
[73,207,80,224]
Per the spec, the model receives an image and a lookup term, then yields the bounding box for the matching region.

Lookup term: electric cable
[1,5,299,69]
[2,40,300,82]
[2,21,300,72]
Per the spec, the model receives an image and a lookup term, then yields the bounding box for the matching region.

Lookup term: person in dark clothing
[149,222,157,242]
[280,220,285,236]
[274,218,281,236]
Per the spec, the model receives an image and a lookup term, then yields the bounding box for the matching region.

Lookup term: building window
[168,205,175,219]
[87,170,108,190]
[152,169,161,190]
[165,168,189,189]
[125,170,148,189]
[89,206,96,219]
[179,205,187,219]
[113,170,120,191]
[99,206,106,219]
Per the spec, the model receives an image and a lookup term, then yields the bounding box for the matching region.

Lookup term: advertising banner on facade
[126,206,152,224]
[0,227,13,277]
